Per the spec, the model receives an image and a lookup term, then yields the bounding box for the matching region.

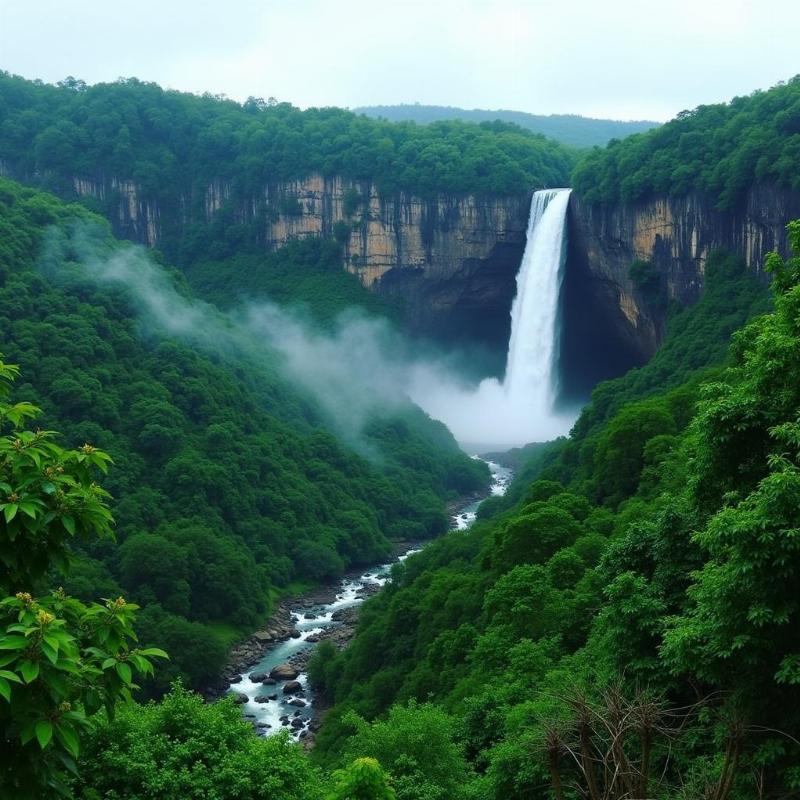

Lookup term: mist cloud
[41,224,576,452]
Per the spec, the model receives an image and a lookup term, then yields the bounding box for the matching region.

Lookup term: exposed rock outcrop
[1,160,530,355]
[567,185,800,361]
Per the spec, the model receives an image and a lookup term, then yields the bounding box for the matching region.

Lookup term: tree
[77,684,325,799]
[0,356,165,798]
[328,758,396,800]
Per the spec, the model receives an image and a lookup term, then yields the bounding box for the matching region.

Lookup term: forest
[0,177,488,707]
[1,62,800,800]
[572,76,800,208]
[306,229,800,798]
[0,71,575,267]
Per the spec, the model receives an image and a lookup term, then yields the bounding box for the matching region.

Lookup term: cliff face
[6,165,529,354]
[567,185,800,361]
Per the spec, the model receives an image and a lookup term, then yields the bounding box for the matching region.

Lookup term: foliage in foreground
[0,357,165,798]
[76,684,325,800]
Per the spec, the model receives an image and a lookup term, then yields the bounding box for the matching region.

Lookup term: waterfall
[407,187,575,448]
[502,188,571,415]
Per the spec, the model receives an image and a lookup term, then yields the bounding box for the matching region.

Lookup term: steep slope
[308,233,797,797]
[0,177,488,692]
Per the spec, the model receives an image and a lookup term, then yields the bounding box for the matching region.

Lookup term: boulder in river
[253,695,272,704]
[288,698,306,707]
[270,664,299,680]
[231,692,249,705]
[249,671,269,682]
[283,680,302,694]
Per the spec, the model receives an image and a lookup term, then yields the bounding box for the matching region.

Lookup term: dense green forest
[355,104,658,148]
[304,232,800,798]
[572,76,800,208]
[0,177,487,699]
[0,72,576,266]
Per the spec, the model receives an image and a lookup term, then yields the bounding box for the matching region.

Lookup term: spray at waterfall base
[410,189,576,449]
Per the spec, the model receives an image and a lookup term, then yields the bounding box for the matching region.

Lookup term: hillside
[0,73,575,268]
[0,177,488,695]
[572,75,800,208]
[306,237,800,797]
[355,104,659,148]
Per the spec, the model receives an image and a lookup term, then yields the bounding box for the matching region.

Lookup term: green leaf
[0,635,29,650]
[41,641,58,665]
[139,647,169,659]
[18,501,39,518]
[20,660,39,683]
[62,515,76,535]
[115,661,132,685]
[55,722,80,759]
[0,677,10,702]
[3,503,18,522]
[0,669,22,683]
[35,720,53,749]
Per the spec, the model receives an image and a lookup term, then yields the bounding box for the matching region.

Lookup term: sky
[1,0,799,122]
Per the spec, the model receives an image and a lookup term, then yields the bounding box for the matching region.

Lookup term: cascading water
[409,186,576,448]
[502,188,571,413]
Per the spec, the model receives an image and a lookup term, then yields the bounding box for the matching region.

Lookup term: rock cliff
[566,185,800,362]
[2,164,529,356]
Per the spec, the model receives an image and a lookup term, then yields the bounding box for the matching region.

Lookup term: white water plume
[408,189,575,448]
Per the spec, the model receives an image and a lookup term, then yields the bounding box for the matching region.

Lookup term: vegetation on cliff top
[573,75,800,208]
[0,71,576,265]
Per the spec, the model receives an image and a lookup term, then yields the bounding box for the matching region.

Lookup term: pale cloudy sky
[1,0,797,122]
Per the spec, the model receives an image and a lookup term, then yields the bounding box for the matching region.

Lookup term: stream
[228,458,512,740]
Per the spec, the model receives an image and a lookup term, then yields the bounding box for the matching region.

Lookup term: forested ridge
[0,72,575,266]
[0,177,487,702]
[572,76,800,208]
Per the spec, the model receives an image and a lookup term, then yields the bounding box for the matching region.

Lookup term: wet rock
[288,698,306,707]
[289,629,302,639]
[291,718,305,729]
[303,612,316,620]
[270,664,299,681]
[231,692,249,704]
[253,695,271,704]
[283,680,302,694]
[306,635,320,643]
[249,671,269,682]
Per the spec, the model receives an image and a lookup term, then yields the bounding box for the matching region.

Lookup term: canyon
[4,158,800,380]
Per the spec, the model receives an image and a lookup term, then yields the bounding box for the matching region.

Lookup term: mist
[41,223,576,453]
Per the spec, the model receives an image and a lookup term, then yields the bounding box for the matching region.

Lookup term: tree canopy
[572,75,800,208]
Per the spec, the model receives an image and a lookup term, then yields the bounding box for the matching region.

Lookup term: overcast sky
[2,0,798,122]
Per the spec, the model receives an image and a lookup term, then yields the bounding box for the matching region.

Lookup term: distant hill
[354,104,659,149]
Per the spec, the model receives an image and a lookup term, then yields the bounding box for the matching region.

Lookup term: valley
[0,51,798,800]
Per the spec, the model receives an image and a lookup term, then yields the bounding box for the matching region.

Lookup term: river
[228,458,512,740]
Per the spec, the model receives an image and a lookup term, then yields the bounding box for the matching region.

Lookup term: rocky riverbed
[212,459,512,745]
